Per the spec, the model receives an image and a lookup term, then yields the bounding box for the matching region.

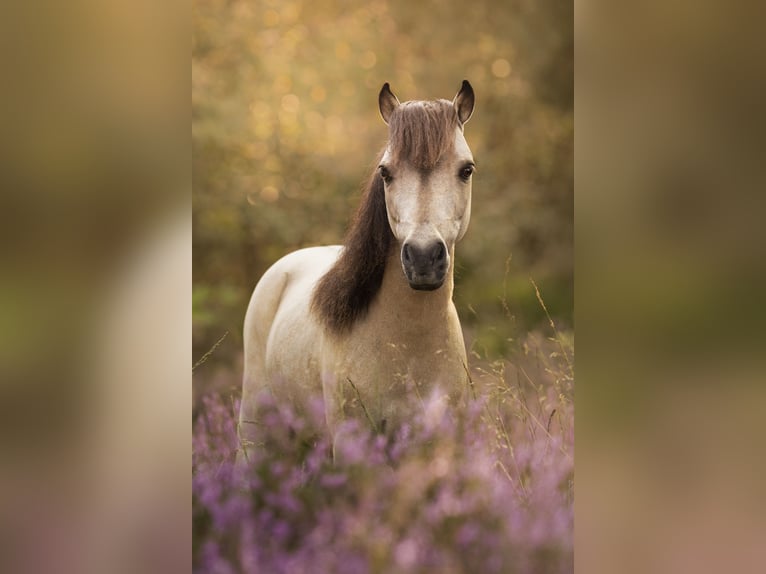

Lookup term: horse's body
[238,82,476,459]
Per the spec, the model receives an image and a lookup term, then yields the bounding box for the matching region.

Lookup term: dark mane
[311,99,459,335]
[311,167,392,334]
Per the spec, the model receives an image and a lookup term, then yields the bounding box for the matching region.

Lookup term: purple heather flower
[319,473,348,488]
[193,360,574,574]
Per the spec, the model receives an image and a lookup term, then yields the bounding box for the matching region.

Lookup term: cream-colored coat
[238,246,467,453]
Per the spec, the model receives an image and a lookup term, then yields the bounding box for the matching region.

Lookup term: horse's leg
[236,269,289,470]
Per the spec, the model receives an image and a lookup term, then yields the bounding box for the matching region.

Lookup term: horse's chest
[324,323,466,428]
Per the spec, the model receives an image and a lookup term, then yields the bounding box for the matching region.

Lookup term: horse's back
[240,246,341,415]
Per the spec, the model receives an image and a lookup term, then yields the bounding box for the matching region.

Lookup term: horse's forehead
[452,128,472,159]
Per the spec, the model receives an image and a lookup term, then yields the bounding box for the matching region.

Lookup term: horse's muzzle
[401,240,448,290]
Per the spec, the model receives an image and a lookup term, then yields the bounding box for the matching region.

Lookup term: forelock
[387,99,459,170]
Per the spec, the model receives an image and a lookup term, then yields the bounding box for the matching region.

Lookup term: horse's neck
[373,250,455,334]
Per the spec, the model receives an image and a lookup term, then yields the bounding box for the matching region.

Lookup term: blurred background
[576,2,766,572]
[192,0,573,391]
[0,1,189,572]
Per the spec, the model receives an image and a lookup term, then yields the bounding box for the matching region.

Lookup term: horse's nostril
[430,242,446,264]
[402,243,412,263]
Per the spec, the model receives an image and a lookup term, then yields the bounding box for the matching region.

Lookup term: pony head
[377,81,475,291]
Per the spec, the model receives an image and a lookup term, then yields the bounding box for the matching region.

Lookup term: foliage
[192,0,573,358]
[192,332,573,573]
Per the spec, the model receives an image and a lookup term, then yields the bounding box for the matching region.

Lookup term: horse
[238,81,476,462]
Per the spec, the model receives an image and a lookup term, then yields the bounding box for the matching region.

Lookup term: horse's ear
[378,82,400,125]
[453,80,475,125]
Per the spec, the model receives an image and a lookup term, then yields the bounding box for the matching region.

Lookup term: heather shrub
[193,334,573,574]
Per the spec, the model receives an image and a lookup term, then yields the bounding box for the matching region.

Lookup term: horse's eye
[379,166,393,184]
[459,165,474,181]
